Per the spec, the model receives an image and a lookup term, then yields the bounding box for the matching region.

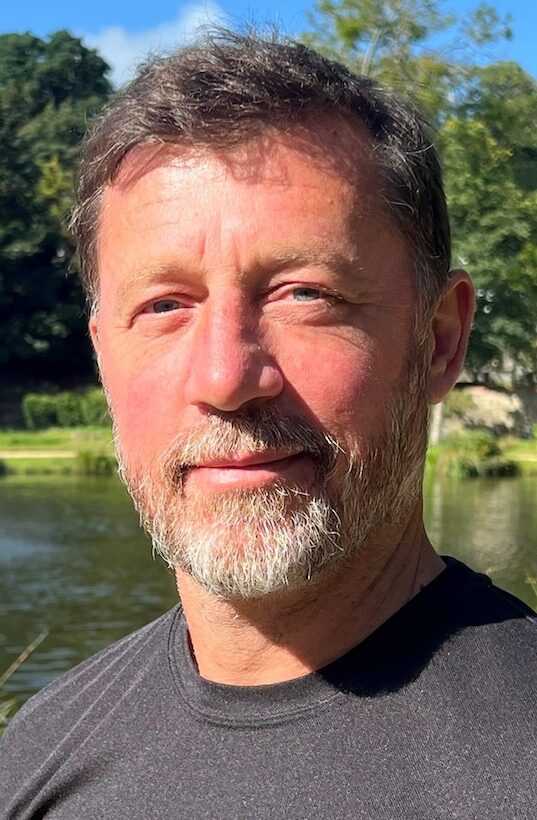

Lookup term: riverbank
[0,428,116,476]
[2,427,537,477]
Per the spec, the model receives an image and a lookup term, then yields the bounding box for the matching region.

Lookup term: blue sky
[1,1,535,86]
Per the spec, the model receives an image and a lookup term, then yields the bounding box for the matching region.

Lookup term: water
[1,475,536,706]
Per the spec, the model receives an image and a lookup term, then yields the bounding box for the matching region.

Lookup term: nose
[183,291,284,413]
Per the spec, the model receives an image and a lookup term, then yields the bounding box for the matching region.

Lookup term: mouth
[182,452,315,492]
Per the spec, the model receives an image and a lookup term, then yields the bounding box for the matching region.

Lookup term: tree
[442,117,537,377]
[305,1,537,381]
[305,0,512,122]
[441,65,537,378]
[0,32,112,383]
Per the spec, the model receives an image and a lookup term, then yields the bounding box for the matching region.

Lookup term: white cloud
[82,3,226,87]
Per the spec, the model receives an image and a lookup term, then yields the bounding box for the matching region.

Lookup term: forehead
[96,118,408,299]
[104,116,381,215]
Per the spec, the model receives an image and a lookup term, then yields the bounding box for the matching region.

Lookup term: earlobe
[89,315,100,356]
[428,270,475,404]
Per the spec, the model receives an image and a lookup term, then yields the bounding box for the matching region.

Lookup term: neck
[176,502,445,685]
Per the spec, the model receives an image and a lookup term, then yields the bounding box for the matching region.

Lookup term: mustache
[159,410,342,490]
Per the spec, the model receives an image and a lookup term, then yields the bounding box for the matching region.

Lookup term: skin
[91,121,474,685]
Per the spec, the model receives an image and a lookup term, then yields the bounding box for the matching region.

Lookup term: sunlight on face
[113,350,429,599]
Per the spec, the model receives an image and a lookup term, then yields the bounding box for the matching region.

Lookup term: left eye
[291,287,323,301]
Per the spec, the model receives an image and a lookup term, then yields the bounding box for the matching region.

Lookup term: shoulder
[423,558,536,700]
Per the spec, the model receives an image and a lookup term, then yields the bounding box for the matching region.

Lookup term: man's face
[93,124,429,598]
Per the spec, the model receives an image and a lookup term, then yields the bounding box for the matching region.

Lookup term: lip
[195,451,302,469]
[183,452,314,492]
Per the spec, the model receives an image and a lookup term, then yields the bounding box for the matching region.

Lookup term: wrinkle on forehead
[110,114,380,208]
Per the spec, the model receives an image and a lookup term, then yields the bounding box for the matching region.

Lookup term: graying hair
[70,28,451,320]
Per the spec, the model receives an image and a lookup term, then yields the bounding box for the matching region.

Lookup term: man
[1,30,535,819]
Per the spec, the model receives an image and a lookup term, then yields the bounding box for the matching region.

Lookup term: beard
[112,351,429,600]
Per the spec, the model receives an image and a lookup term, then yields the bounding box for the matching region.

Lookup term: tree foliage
[1,16,536,385]
[306,0,537,381]
[0,31,112,382]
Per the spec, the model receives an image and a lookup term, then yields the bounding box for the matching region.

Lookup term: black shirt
[1,558,535,819]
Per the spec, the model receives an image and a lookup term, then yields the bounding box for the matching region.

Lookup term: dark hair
[70,28,451,319]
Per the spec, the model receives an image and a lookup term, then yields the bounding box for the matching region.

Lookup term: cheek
[102,347,186,462]
[281,341,380,434]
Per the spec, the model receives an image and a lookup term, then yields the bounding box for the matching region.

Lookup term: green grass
[502,437,537,456]
[0,426,113,451]
[0,426,115,476]
[501,437,537,476]
[3,458,86,476]
[427,431,520,479]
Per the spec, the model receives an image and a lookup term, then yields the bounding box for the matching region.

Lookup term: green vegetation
[0,31,111,384]
[427,430,519,478]
[305,0,537,382]
[22,388,109,430]
[0,629,49,737]
[442,390,477,421]
[0,426,115,476]
[74,451,117,477]
[0,7,535,389]
[0,699,17,737]
[502,436,537,476]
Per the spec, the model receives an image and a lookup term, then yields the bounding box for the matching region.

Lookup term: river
[1,474,536,706]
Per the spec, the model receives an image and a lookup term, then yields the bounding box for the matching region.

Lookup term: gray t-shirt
[1,558,535,819]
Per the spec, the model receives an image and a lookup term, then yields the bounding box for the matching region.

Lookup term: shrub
[55,392,85,428]
[75,451,117,476]
[22,394,58,429]
[81,388,110,426]
[0,459,7,477]
[432,430,519,479]
[443,390,477,420]
[442,430,501,460]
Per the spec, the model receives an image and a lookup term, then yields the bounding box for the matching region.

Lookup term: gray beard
[112,357,429,600]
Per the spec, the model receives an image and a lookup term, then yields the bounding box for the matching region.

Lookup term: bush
[75,451,116,476]
[430,430,519,479]
[22,394,58,429]
[442,430,501,459]
[55,392,85,428]
[81,388,109,426]
[443,390,477,420]
[21,388,111,430]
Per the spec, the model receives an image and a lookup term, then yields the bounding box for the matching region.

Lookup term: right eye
[150,299,182,313]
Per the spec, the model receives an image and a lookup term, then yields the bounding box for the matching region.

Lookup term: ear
[428,270,475,404]
[88,314,101,357]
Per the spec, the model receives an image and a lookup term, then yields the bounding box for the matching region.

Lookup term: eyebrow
[115,264,185,302]
[114,246,361,305]
[253,248,359,279]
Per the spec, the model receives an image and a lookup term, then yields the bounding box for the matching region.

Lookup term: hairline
[87,120,437,324]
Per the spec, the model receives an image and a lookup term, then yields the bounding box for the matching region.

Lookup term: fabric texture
[1,557,535,819]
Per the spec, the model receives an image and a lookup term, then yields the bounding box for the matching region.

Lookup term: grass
[0,629,49,736]
[0,426,113,450]
[0,426,116,476]
[426,431,520,479]
[502,436,537,476]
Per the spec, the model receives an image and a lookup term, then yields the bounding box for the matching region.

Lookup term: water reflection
[1,474,536,705]
[0,476,177,702]
[424,475,537,603]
